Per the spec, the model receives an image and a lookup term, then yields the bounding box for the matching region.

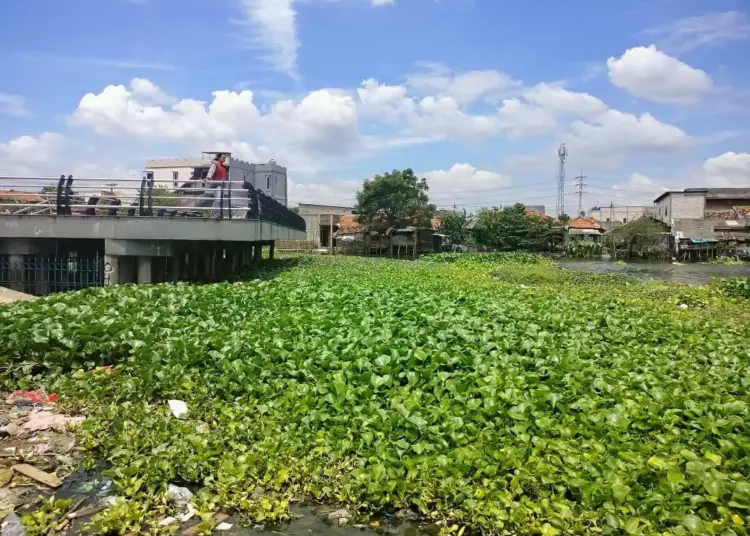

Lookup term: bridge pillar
[269,241,275,260]
[104,255,119,286]
[138,257,152,284]
[253,243,263,263]
[169,256,180,282]
[8,255,24,292]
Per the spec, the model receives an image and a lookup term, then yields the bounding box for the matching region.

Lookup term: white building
[145,152,288,206]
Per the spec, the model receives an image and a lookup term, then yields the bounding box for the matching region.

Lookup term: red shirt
[213,160,227,182]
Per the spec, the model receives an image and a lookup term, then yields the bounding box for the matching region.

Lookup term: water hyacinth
[1,254,749,534]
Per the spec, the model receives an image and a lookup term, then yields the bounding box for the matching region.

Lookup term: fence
[0,254,107,296]
[0,173,306,232]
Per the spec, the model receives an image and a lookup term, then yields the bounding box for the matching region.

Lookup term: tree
[557,213,571,225]
[604,216,669,259]
[472,203,555,251]
[439,209,473,244]
[355,169,436,227]
[290,206,300,214]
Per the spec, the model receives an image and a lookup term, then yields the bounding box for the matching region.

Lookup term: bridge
[0,174,306,295]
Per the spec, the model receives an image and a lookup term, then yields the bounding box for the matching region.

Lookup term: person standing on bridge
[205,153,228,218]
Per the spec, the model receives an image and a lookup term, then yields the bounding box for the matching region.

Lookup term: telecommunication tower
[556,143,568,217]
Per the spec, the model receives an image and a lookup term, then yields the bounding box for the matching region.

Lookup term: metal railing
[0,174,306,232]
[0,254,108,296]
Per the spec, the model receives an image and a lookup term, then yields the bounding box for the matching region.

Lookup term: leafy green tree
[290,206,300,214]
[472,203,554,251]
[439,209,473,244]
[355,169,436,227]
[557,213,571,225]
[604,216,669,259]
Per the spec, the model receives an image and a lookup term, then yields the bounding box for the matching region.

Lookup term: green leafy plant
[714,277,750,299]
[1,257,749,535]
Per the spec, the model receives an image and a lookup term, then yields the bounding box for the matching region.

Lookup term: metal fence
[0,254,107,296]
[0,173,306,232]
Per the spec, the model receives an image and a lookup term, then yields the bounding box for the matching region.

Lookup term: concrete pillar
[169,255,180,282]
[253,243,263,264]
[119,257,136,284]
[138,257,152,284]
[269,242,275,260]
[104,255,119,285]
[230,250,238,273]
[8,255,24,292]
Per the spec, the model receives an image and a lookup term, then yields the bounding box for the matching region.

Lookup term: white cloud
[371,0,394,5]
[642,11,750,54]
[238,0,299,76]
[496,98,557,139]
[0,93,32,117]
[567,109,692,155]
[423,163,510,196]
[522,83,607,118]
[607,45,712,104]
[69,78,360,155]
[703,152,750,187]
[0,132,70,176]
[406,63,519,105]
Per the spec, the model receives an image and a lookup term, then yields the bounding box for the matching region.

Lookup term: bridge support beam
[104,255,119,286]
[8,255,24,292]
[269,241,275,260]
[138,257,152,284]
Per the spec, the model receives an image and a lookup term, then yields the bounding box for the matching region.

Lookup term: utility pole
[556,143,568,217]
[609,201,615,225]
[574,169,588,217]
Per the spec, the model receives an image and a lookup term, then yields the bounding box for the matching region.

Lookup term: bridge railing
[0,174,306,232]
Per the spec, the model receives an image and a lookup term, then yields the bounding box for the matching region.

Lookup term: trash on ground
[33,443,52,455]
[166,484,193,506]
[177,503,197,522]
[328,508,352,527]
[158,516,179,526]
[22,410,84,433]
[0,512,25,536]
[215,522,233,531]
[67,505,106,520]
[6,392,57,406]
[11,464,62,488]
[168,400,189,419]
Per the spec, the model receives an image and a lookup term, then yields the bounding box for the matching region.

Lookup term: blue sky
[1,0,749,213]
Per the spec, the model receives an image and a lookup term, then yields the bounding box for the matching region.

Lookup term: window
[266,175,271,191]
[172,171,179,188]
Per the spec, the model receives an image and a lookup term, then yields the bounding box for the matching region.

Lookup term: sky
[1,0,749,215]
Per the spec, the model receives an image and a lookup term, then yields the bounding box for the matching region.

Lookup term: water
[558,260,750,285]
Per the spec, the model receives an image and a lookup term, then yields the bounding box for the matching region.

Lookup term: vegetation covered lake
[1,255,749,535]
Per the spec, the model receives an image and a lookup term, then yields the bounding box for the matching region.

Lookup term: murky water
[558,260,750,285]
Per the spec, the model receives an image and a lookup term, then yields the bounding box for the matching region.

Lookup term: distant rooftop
[654,187,750,203]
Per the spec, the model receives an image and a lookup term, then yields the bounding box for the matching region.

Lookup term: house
[565,217,603,244]
[146,152,289,206]
[333,214,443,256]
[297,204,355,247]
[653,188,750,258]
[588,205,656,231]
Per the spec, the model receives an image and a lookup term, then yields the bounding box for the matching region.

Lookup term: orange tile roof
[338,214,361,233]
[0,189,44,203]
[568,217,600,230]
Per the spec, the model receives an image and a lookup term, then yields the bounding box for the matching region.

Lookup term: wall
[590,206,651,224]
[298,204,354,246]
[670,193,705,220]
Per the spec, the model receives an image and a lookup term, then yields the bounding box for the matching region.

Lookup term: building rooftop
[567,217,601,230]
[654,187,750,203]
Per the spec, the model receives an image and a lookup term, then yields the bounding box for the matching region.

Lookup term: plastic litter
[158,517,178,526]
[6,391,57,406]
[1,513,26,536]
[22,410,84,433]
[168,400,189,419]
[177,503,197,522]
[167,484,193,506]
[215,522,233,531]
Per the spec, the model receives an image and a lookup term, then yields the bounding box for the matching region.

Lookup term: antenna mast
[556,143,568,217]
